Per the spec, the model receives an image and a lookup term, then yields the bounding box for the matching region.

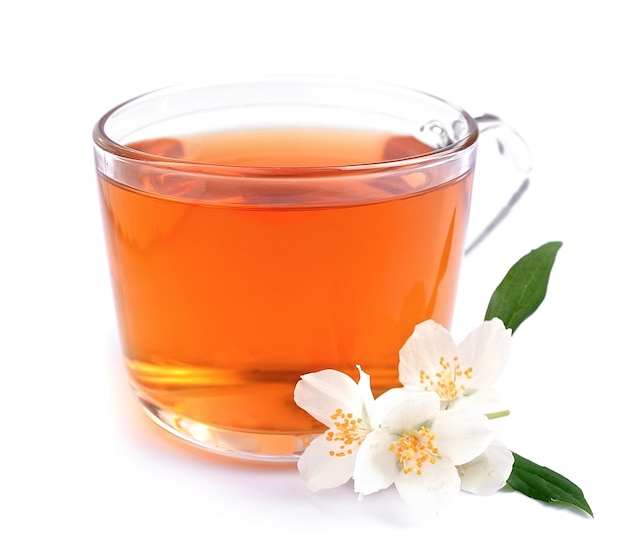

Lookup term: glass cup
[93,77,529,461]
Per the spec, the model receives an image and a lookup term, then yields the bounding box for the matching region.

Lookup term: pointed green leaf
[485,241,562,333]
[507,452,593,517]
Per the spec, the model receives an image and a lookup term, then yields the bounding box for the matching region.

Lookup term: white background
[2,1,622,554]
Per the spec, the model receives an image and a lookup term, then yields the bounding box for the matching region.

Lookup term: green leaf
[507,452,593,517]
[485,241,562,333]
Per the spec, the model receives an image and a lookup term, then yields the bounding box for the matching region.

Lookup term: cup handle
[464,114,532,255]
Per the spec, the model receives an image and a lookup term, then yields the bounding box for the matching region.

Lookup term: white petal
[294,369,371,429]
[373,387,423,421]
[430,409,495,465]
[398,320,458,388]
[297,434,358,492]
[356,367,378,425]
[459,438,514,495]
[380,392,441,433]
[457,318,512,391]
[352,430,398,496]
[446,387,506,414]
[394,456,460,512]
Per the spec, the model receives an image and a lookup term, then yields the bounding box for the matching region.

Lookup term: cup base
[135,391,318,462]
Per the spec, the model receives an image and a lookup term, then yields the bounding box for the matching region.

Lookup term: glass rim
[92,75,479,177]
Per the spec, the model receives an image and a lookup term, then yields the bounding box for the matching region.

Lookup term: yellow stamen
[326,408,366,457]
[389,426,440,475]
[418,355,472,400]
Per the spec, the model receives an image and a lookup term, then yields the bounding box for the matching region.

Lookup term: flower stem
[485,410,510,420]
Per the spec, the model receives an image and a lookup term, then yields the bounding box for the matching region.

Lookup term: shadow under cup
[93,77,479,461]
